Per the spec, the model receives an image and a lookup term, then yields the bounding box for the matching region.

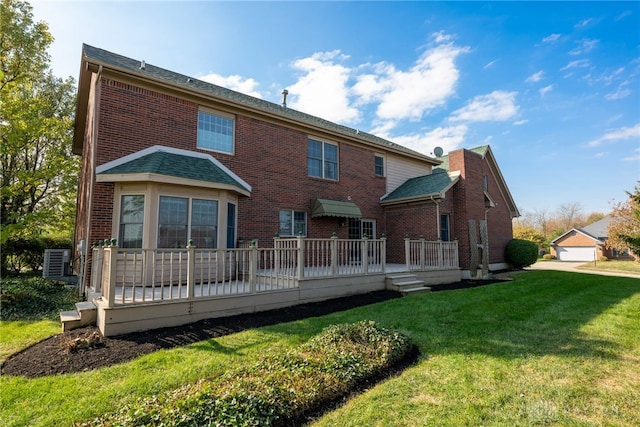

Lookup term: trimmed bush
[505,238,538,268]
[542,254,556,260]
[87,321,414,426]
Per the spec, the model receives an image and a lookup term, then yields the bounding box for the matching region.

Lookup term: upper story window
[375,155,385,177]
[483,175,489,191]
[197,110,234,154]
[308,138,338,180]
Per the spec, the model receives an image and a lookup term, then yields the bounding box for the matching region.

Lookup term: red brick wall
[448,149,514,270]
[85,78,388,253]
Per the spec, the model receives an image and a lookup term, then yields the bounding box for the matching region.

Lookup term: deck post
[330,233,338,276]
[381,235,387,273]
[91,246,103,292]
[296,235,305,279]
[249,240,258,293]
[404,236,411,271]
[104,240,118,308]
[419,235,426,269]
[437,239,443,268]
[186,242,195,300]
[273,236,280,279]
[362,236,369,274]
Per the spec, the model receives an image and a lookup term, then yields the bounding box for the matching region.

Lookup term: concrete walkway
[526,260,640,279]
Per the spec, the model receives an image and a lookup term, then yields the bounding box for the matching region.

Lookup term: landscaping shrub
[1,236,73,274]
[505,238,538,268]
[86,320,414,427]
[542,254,556,260]
[0,275,81,321]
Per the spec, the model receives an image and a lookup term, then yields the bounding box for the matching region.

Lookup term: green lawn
[577,259,640,275]
[1,270,639,426]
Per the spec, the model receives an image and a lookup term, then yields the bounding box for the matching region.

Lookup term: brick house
[69,45,519,335]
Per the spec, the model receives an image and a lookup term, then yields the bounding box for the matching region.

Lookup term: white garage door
[556,247,596,261]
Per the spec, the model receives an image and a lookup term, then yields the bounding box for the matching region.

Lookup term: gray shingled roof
[381,168,459,202]
[581,216,611,240]
[82,44,436,163]
[97,150,248,192]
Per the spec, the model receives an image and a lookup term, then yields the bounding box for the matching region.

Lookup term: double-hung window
[440,214,450,242]
[279,210,307,236]
[375,155,384,177]
[119,195,145,248]
[197,110,234,154]
[158,196,218,248]
[308,138,338,180]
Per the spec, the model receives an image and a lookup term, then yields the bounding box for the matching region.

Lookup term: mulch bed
[2,279,505,378]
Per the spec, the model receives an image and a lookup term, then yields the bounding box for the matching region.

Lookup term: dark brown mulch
[1,279,506,379]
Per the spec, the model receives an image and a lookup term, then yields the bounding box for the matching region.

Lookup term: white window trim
[308,137,339,180]
[279,209,307,237]
[375,154,385,177]
[197,107,236,155]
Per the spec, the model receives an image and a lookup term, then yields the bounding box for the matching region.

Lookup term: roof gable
[435,145,519,218]
[96,146,251,195]
[380,169,460,205]
[550,228,604,245]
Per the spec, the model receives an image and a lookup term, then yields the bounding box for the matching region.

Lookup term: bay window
[158,196,218,248]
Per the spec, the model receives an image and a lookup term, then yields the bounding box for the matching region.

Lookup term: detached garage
[551,217,635,261]
[550,228,602,262]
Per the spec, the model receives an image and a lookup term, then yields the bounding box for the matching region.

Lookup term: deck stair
[386,273,431,295]
[60,301,97,332]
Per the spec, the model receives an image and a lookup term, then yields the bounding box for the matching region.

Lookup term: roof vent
[140,60,146,70]
[281,89,288,108]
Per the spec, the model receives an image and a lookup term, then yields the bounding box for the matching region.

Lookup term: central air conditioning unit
[43,249,70,278]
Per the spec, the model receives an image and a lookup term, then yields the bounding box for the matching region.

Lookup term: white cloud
[449,91,519,122]
[587,123,640,147]
[287,50,361,124]
[353,36,470,125]
[483,60,498,69]
[561,59,590,71]
[199,73,263,98]
[605,87,632,100]
[432,30,454,43]
[622,148,640,162]
[377,125,469,156]
[542,33,561,43]
[526,70,544,83]
[575,18,594,28]
[569,38,599,55]
[513,119,528,126]
[539,84,554,97]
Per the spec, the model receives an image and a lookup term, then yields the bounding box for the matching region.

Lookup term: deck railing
[405,237,458,271]
[92,235,457,307]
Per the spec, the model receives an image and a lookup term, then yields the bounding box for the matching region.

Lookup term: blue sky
[32,1,640,215]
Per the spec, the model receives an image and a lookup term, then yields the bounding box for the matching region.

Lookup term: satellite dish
[433,146,444,157]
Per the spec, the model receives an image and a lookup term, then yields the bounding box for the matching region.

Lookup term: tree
[513,225,545,249]
[556,201,584,230]
[607,184,640,259]
[1,0,78,269]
